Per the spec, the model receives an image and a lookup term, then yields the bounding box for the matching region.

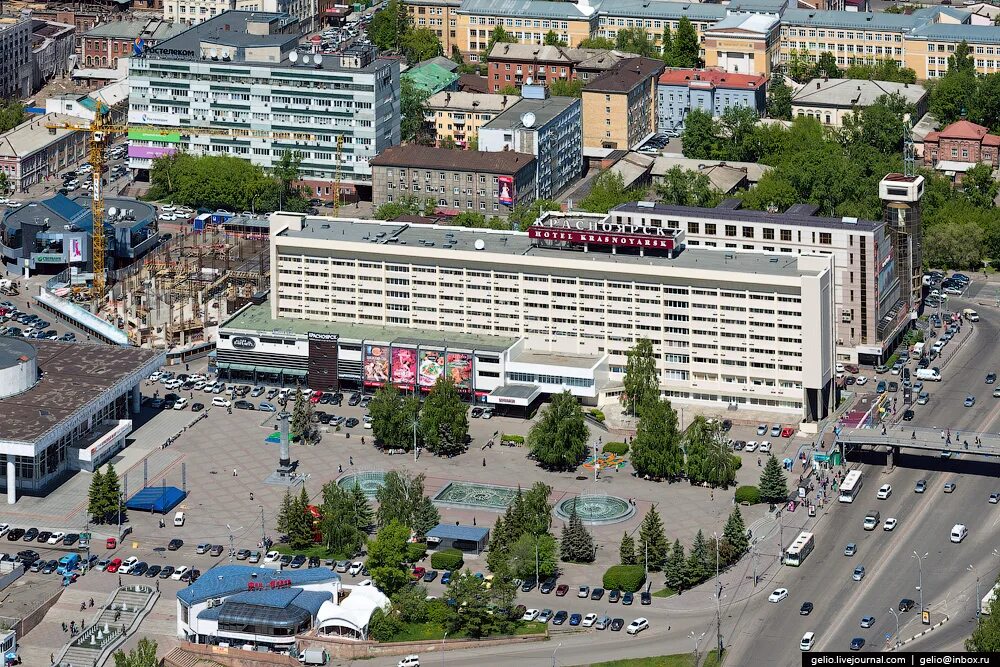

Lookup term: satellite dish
[210,47,218,59]
[313,53,323,67]
[474,239,485,250]
[108,206,117,217]
[289,51,298,63]
[302,54,310,64]
[521,112,536,128]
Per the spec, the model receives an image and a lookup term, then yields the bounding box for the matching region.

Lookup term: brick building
[582,56,664,150]
[82,18,185,69]
[369,145,536,217]
[923,119,1000,182]
[486,42,636,93]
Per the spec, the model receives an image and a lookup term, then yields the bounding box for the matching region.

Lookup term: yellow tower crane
[47,104,327,302]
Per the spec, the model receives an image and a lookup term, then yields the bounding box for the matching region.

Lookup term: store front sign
[34,254,64,263]
[232,337,257,350]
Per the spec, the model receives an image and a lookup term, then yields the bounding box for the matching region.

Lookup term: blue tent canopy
[125,486,186,513]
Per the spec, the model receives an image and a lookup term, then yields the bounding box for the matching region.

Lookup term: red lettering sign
[527,227,675,250]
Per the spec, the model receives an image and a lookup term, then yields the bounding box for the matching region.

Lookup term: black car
[189,569,201,582]
[191,403,205,412]
[591,587,605,601]
[42,559,58,574]
[319,412,332,425]
[471,407,483,418]
[608,589,621,603]
[610,618,625,631]
[16,550,39,566]
[540,577,556,594]
[899,598,916,612]
[22,528,38,542]
[850,637,865,651]
[132,562,148,576]
[159,566,175,579]
[423,570,438,582]
[640,591,652,605]
[521,578,537,592]
[887,382,899,393]
[290,554,307,568]
[234,400,255,410]
[800,601,814,615]
[622,591,634,605]
[36,531,52,543]
[345,418,359,428]
[62,533,79,546]
[6,529,24,541]
[167,538,183,551]
[308,556,321,568]
[552,610,568,625]
[280,554,293,567]
[988,373,997,384]
[348,393,361,406]
[145,565,162,578]
[332,392,344,405]
[902,409,915,421]
[320,393,333,404]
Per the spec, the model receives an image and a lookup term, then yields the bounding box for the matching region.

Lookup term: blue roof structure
[427,523,490,543]
[909,23,1000,44]
[177,565,340,606]
[782,9,923,31]
[125,486,186,513]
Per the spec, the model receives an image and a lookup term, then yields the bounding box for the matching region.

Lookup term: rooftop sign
[527,217,683,250]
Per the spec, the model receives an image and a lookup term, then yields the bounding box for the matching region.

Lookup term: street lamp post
[412,417,418,463]
[888,607,901,648]
[440,631,447,667]
[969,565,982,622]
[714,532,723,660]
[913,551,928,614]
[689,630,706,666]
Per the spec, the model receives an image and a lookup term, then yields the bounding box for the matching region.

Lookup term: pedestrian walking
[338,464,343,473]
[757,457,761,467]
[349,456,353,466]
[233,468,237,477]
[118,576,122,587]
[482,457,486,467]
[249,492,254,501]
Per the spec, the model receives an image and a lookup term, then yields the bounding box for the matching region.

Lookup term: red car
[781,427,794,438]
[412,566,426,579]
[555,584,569,596]
[309,390,323,404]
[106,558,123,573]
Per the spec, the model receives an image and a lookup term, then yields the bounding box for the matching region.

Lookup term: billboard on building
[391,347,417,388]
[418,349,446,388]
[498,175,514,206]
[133,37,145,57]
[363,344,389,387]
[68,238,84,263]
[446,352,473,391]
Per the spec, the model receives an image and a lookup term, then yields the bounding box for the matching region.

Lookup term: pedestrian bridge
[834,425,1000,459]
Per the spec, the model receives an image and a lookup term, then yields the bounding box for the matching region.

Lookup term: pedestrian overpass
[833,425,1000,469]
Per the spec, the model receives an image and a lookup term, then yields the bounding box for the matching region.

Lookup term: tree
[655,166,723,207]
[88,468,108,524]
[621,338,658,416]
[702,431,738,489]
[419,376,469,457]
[369,385,420,450]
[579,170,645,213]
[680,109,717,159]
[445,571,513,637]
[367,520,412,596]
[674,17,701,67]
[615,27,657,58]
[507,532,558,579]
[0,100,24,135]
[284,486,314,550]
[528,391,589,471]
[101,463,123,525]
[661,25,674,64]
[438,135,458,150]
[815,51,841,78]
[496,84,520,96]
[350,483,374,532]
[924,221,985,269]
[786,49,816,83]
[276,488,294,536]
[664,539,687,590]
[631,398,684,480]
[842,92,913,154]
[949,39,976,75]
[390,583,431,623]
[721,507,749,564]
[318,481,366,557]
[684,416,729,485]
[271,149,304,209]
[369,0,411,53]
[559,503,595,563]
[637,506,669,571]
[291,389,307,441]
[620,532,637,565]
[549,78,584,98]
[401,77,432,143]
[758,456,790,504]
[767,77,794,120]
[929,70,976,126]
[968,587,1000,650]
[544,30,564,46]
[685,530,711,586]
[578,36,616,49]
[971,72,1000,132]
[509,198,561,231]
[113,637,158,667]
[375,471,441,536]
[402,27,443,65]
[963,163,999,208]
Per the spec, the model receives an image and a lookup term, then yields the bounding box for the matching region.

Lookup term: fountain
[554,494,635,525]
[432,481,519,510]
[336,470,388,498]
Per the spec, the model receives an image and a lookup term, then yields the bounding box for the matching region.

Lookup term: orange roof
[939,120,990,140]
[657,68,766,90]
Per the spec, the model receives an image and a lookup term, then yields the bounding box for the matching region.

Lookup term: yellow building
[405,0,462,55]
[424,91,521,147]
[904,24,1000,79]
[455,0,598,60]
[702,13,780,76]
[582,56,664,150]
[778,9,914,70]
[596,0,726,59]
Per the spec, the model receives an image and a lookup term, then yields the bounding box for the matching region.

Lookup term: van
[915,368,942,382]
[173,511,185,527]
[963,308,980,322]
[800,631,815,651]
[951,523,968,543]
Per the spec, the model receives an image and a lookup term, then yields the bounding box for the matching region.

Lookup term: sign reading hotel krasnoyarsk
[528,218,677,250]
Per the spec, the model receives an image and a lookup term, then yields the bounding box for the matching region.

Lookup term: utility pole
[412,417,418,463]
[226,524,242,563]
[969,565,982,622]
[535,540,540,587]
[913,551,928,615]
[258,505,266,549]
[714,532,723,660]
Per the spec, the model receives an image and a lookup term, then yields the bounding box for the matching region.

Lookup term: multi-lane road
[725,293,1000,665]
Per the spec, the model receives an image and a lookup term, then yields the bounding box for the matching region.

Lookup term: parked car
[555,584,569,596]
[626,618,649,635]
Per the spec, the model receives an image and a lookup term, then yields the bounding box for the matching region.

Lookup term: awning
[283,368,308,377]
[229,363,256,372]
[216,362,231,370]
[254,366,286,375]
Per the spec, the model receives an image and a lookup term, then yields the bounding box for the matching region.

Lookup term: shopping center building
[217,209,837,422]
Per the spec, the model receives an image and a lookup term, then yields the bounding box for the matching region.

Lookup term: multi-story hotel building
[127,12,399,202]
[243,211,835,422]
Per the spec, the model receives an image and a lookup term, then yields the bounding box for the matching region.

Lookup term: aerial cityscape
[0,0,997,665]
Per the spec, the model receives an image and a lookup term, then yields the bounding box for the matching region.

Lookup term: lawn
[386,620,547,642]
[652,586,677,598]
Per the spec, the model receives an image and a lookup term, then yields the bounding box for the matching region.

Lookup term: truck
[298,648,328,665]
[912,342,925,357]
[915,367,942,381]
[56,553,79,575]
[963,308,980,322]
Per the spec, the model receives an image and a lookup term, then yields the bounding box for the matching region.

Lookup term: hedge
[405,542,426,563]
[588,409,606,423]
[430,548,464,571]
[603,441,628,456]
[501,434,524,445]
[734,485,761,505]
[602,565,646,593]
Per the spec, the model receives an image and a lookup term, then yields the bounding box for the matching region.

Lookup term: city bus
[839,470,863,503]
[784,531,815,567]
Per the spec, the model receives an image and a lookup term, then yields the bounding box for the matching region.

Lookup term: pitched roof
[658,68,767,90]
[908,22,1000,44]
[369,145,535,174]
[940,120,991,140]
[404,62,460,94]
[0,114,82,159]
[584,57,665,94]
[457,73,490,93]
[488,42,571,63]
[426,91,520,113]
[705,12,779,34]
[781,8,923,31]
[458,0,596,19]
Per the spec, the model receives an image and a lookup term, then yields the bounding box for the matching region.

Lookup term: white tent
[315,585,390,640]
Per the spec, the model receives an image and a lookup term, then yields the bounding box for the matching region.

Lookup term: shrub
[603,441,628,456]
[602,564,646,593]
[730,454,742,471]
[588,409,606,423]
[367,606,401,642]
[734,485,761,505]
[501,434,525,445]
[405,542,426,563]
[426,598,452,625]
[430,547,464,571]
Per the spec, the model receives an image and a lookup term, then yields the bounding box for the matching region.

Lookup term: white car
[149,372,162,382]
[626,618,649,635]
[161,204,175,211]
[171,566,190,580]
[397,656,420,667]
[0,524,9,538]
[745,441,758,452]
[173,397,188,410]
[883,518,898,531]
[522,608,540,621]
[119,556,139,574]
[348,561,363,575]
[768,588,788,603]
[264,550,281,563]
[363,415,373,429]
[47,532,65,545]
[759,441,772,454]
[855,375,868,386]
[877,484,892,500]
[581,612,598,627]
[211,397,231,408]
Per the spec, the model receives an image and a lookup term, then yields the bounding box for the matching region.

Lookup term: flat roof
[222,299,516,352]
[427,523,489,542]
[369,144,535,174]
[490,383,541,399]
[612,201,880,231]
[509,348,602,369]
[792,78,927,108]
[0,336,35,370]
[0,338,163,445]
[482,96,578,130]
[0,113,81,159]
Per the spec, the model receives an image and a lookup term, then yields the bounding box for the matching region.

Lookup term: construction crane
[47,104,330,302]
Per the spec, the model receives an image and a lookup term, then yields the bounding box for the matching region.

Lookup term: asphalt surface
[724,288,1000,665]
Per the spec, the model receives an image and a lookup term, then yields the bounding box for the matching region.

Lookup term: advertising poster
[446,352,473,391]
[363,344,389,386]
[418,349,446,388]
[133,37,145,57]
[391,347,417,388]
[69,238,83,262]
[498,175,514,206]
